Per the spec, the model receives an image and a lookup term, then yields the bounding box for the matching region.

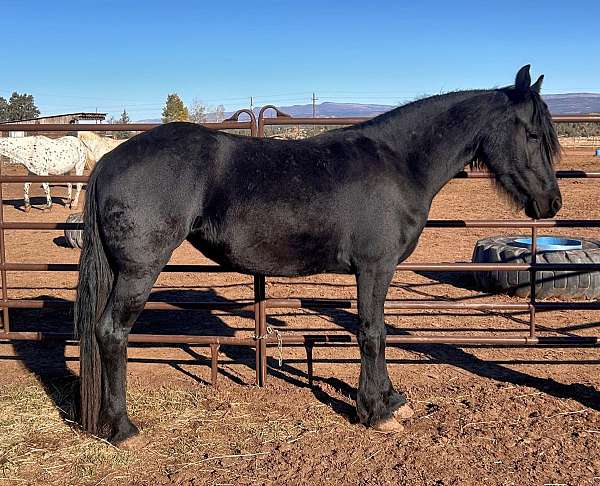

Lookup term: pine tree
[161,94,189,123]
[0,92,40,122]
[0,97,8,122]
[115,109,131,139]
[119,109,130,124]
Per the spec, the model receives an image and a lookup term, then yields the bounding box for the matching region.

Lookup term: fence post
[305,341,314,387]
[254,274,267,386]
[0,161,9,331]
[210,343,220,386]
[529,226,537,339]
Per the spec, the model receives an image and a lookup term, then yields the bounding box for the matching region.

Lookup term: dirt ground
[0,145,598,485]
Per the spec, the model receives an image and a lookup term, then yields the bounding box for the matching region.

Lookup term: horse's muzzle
[525,195,562,219]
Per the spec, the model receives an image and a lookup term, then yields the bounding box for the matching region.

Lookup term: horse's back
[91,122,408,276]
[43,136,87,174]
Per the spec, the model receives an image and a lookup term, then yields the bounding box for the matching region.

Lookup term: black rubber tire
[472,236,600,299]
[64,212,84,249]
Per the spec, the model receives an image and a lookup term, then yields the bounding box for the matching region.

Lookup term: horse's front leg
[66,183,73,209]
[41,182,52,211]
[23,183,31,212]
[355,261,411,432]
[71,183,83,209]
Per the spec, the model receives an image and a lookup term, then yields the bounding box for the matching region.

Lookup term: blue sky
[1,0,598,120]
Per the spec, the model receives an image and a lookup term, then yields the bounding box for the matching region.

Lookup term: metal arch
[257,105,291,137]
[224,109,258,137]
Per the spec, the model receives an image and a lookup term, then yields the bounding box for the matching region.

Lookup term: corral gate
[0,109,598,386]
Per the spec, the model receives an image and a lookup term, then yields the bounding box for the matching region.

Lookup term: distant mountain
[542,93,600,115]
[135,94,600,123]
[134,102,392,124]
[254,101,394,118]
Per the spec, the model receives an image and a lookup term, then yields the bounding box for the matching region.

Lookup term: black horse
[75,65,561,444]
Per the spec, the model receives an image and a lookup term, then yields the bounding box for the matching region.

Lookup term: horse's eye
[528,132,539,141]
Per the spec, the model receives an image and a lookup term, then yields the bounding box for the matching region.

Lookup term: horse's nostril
[552,197,562,213]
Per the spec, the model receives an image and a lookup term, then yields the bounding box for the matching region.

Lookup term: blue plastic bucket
[512,236,582,251]
[595,149,600,157]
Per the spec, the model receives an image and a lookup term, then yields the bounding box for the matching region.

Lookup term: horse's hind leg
[355,261,408,432]
[72,159,85,209]
[71,182,83,209]
[42,182,52,211]
[95,266,163,444]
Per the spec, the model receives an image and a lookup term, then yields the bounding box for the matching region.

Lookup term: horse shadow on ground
[6,286,600,429]
[3,193,72,213]
[53,236,71,248]
[7,289,288,425]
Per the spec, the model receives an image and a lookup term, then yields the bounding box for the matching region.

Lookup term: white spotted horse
[76,66,561,444]
[0,135,91,211]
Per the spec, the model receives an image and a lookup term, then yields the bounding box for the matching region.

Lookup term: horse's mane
[353,89,486,131]
[530,90,561,166]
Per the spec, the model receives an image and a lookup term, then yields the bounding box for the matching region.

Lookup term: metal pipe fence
[0,110,598,386]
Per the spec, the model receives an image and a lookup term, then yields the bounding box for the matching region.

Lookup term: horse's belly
[47,155,77,174]
[187,228,352,277]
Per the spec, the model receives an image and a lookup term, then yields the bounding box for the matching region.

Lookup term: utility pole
[250,96,253,113]
[312,92,318,118]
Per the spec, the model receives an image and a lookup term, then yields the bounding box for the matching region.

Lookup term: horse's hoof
[372,417,404,434]
[24,205,31,213]
[114,433,148,451]
[393,404,415,420]
[43,206,52,213]
[108,419,139,447]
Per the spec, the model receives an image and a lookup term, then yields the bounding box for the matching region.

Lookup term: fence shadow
[304,305,600,419]
[6,288,600,431]
[8,290,289,426]
[10,300,79,422]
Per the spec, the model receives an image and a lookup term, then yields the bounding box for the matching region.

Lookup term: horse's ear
[515,65,531,93]
[531,74,544,94]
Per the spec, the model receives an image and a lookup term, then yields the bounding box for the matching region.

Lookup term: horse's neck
[79,133,100,156]
[362,90,501,201]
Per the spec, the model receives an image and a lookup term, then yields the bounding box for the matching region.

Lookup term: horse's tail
[74,169,113,434]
